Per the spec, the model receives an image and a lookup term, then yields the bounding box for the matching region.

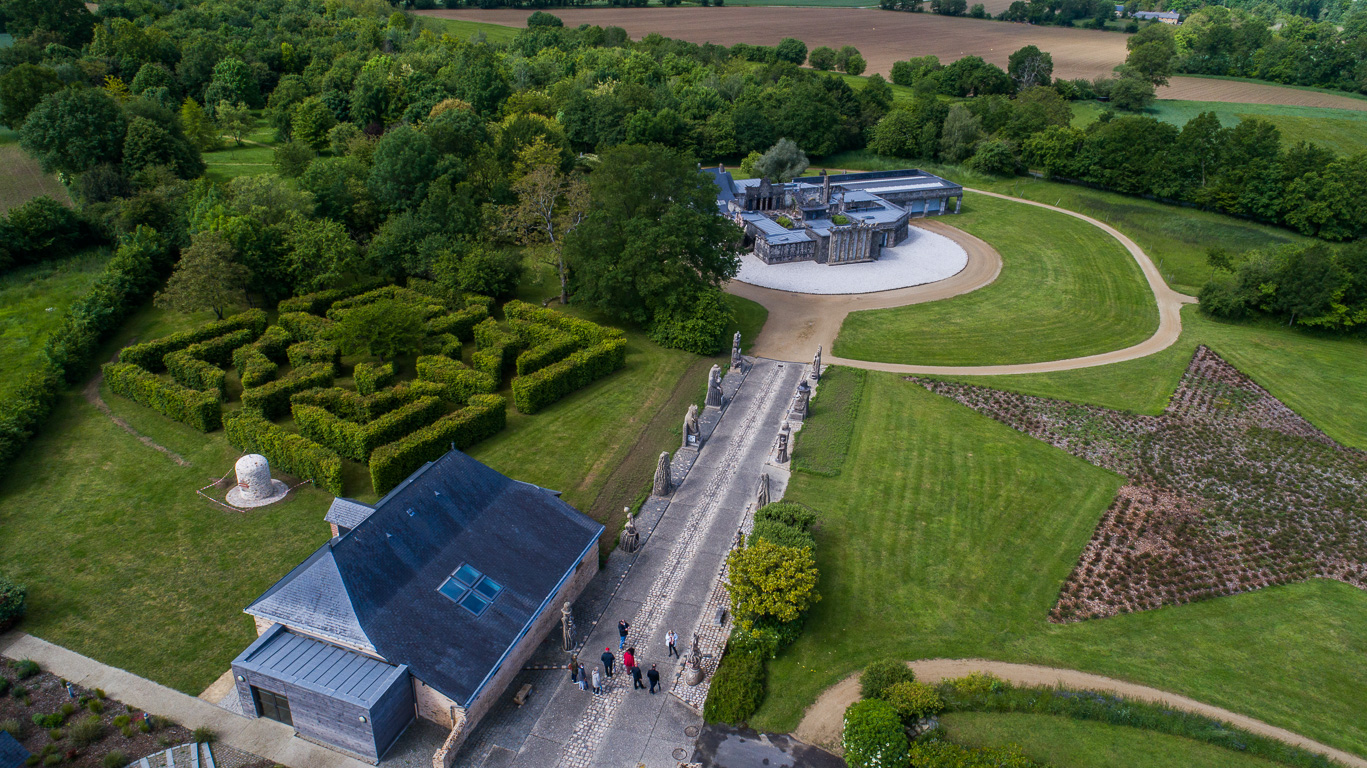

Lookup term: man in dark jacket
[631,663,645,690]
[618,619,630,650]
[601,647,615,677]
[647,664,661,694]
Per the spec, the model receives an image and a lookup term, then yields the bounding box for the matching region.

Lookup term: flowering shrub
[842,699,908,768]
[861,659,916,700]
[883,681,943,722]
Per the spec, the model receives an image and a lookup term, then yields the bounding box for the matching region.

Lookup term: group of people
[569,620,682,697]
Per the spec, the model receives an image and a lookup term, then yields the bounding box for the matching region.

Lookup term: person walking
[623,647,636,671]
[570,662,580,685]
[591,668,602,695]
[647,664,661,694]
[631,663,645,690]
[577,663,589,691]
[601,647,615,677]
[666,630,679,658]
[618,619,630,650]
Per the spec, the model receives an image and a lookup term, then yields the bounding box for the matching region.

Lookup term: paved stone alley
[450,357,805,768]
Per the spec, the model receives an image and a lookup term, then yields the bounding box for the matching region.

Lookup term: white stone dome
[226,454,290,508]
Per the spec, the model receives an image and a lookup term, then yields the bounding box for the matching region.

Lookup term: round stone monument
[225,454,290,508]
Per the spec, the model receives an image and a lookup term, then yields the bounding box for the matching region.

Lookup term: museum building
[705,167,964,266]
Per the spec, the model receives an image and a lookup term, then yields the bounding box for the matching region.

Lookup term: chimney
[718,163,725,173]
[822,170,831,205]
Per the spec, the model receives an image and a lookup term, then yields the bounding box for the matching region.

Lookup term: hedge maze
[103,283,627,497]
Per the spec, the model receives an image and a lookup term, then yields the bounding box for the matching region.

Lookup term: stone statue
[685,632,705,686]
[756,473,770,508]
[652,452,672,496]
[560,602,575,652]
[811,345,822,382]
[791,379,811,420]
[776,423,790,464]
[620,510,640,553]
[683,404,700,448]
[731,332,743,368]
[705,364,723,408]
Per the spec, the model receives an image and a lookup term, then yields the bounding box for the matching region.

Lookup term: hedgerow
[294,395,444,462]
[233,326,292,389]
[428,333,461,359]
[286,340,341,372]
[102,362,222,432]
[426,303,489,341]
[472,318,519,379]
[232,325,292,367]
[511,321,580,377]
[165,328,258,393]
[702,640,766,725]
[276,278,387,316]
[354,362,395,396]
[0,196,100,276]
[369,394,506,493]
[416,355,498,405]
[119,309,267,372]
[0,574,28,632]
[277,311,332,341]
[328,285,445,319]
[510,339,627,414]
[240,363,334,418]
[224,410,344,495]
[291,386,408,422]
[502,300,625,346]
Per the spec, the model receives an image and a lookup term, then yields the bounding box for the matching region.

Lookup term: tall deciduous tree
[939,103,983,162]
[0,64,64,129]
[775,37,808,65]
[19,89,127,175]
[154,232,251,319]
[564,144,741,326]
[725,539,820,628]
[504,161,589,304]
[3,0,95,46]
[331,299,425,360]
[753,138,809,182]
[217,101,252,145]
[284,214,360,291]
[1124,23,1178,86]
[1007,44,1054,90]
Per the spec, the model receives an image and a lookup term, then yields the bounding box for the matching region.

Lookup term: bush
[842,699,909,768]
[137,719,150,734]
[85,700,103,715]
[754,502,818,533]
[425,303,491,341]
[102,751,127,768]
[103,363,222,432]
[513,330,579,377]
[0,679,9,697]
[748,518,815,550]
[294,396,444,462]
[415,356,498,406]
[942,671,1003,698]
[13,659,40,679]
[861,659,916,700]
[31,714,62,730]
[240,363,334,419]
[702,642,765,724]
[111,717,129,729]
[232,326,292,370]
[119,310,267,372]
[234,348,277,388]
[286,340,341,372]
[369,395,506,494]
[0,719,18,736]
[47,729,62,742]
[58,704,74,718]
[67,716,103,749]
[0,362,62,473]
[191,726,217,744]
[277,312,333,341]
[0,575,28,632]
[42,753,60,765]
[908,739,1039,767]
[276,279,388,316]
[510,340,627,414]
[353,362,395,396]
[648,289,733,355]
[0,197,96,274]
[502,301,624,346]
[224,410,345,495]
[884,681,943,722]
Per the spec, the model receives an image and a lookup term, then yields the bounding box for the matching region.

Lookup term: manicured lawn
[203,143,276,183]
[948,305,1367,450]
[940,712,1286,768]
[0,250,111,399]
[754,370,1367,759]
[833,193,1158,365]
[724,293,768,353]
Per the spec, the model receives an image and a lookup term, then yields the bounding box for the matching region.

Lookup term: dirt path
[729,188,1197,374]
[795,659,1366,767]
[83,369,191,467]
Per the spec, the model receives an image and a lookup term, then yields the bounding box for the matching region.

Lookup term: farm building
[1131,9,1181,22]
[705,167,964,265]
[231,450,603,764]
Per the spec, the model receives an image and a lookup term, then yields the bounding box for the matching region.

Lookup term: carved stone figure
[811,345,822,381]
[792,379,811,420]
[620,510,640,553]
[705,364,723,408]
[560,602,575,652]
[685,632,705,685]
[756,472,770,508]
[652,452,672,496]
[683,404,700,448]
[731,332,743,368]
[776,423,790,464]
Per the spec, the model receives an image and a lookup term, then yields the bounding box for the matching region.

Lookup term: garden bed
[918,346,1367,621]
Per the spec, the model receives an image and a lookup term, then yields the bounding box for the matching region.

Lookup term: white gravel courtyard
[732,225,968,295]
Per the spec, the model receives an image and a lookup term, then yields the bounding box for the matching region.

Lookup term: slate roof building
[0,732,31,768]
[232,450,603,765]
[704,167,963,266]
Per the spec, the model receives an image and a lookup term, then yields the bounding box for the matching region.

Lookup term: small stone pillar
[776,423,790,464]
[730,332,743,368]
[811,345,822,382]
[682,404,700,448]
[705,365,723,408]
[652,452,672,496]
[756,473,770,508]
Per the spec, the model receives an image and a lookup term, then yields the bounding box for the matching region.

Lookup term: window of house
[438,563,503,616]
[252,686,293,726]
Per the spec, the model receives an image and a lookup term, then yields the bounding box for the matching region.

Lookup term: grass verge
[791,366,865,477]
[833,193,1158,365]
[0,249,111,399]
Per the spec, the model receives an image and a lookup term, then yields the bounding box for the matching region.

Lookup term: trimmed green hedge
[416,355,498,405]
[294,395,444,462]
[426,303,489,341]
[235,348,277,388]
[276,278,387,316]
[165,328,257,393]
[862,659,917,700]
[703,641,766,725]
[472,318,519,379]
[119,309,267,372]
[370,394,506,493]
[510,340,627,415]
[0,362,62,470]
[240,363,333,419]
[103,362,222,432]
[354,362,395,396]
[327,285,445,319]
[286,340,341,372]
[291,386,407,422]
[0,574,29,633]
[278,311,332,341]
[502,300,624,346]
[224,410,344,495]
[427,333,461,359]
[511,321,580,377]
[906,739,1039,768]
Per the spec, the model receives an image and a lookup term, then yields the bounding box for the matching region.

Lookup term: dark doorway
[252,686,293,726]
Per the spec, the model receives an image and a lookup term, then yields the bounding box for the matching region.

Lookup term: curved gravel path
[729,188,1197,374]
[794,659,1365,768]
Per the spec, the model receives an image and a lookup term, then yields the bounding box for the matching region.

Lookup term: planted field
[0,143,69,214]
[833,193,1158,365]
[415,15,521,43]
[0,250,111,399]
[940,713,1286,768]
[755,370,1367,758]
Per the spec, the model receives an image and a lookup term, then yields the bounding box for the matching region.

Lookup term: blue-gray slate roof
[0,733,29,768]
[246,450,604,707]
[325,497,376,530]
[235,624,406,708]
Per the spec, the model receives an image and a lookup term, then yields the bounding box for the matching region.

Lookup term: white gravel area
[733,226,968,295]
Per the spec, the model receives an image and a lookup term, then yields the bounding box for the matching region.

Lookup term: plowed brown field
[421,7,1367,110]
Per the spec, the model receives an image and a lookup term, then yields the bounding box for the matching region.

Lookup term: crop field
[422,8,1367,109]
[0,143,70,214]
[1074,99,1367,157]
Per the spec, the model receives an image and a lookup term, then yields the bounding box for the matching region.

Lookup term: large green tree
[154,232,251,319]
[1007,44,1053,90]
[564,144,741,326]
[0,64,64,129]
[19,88,127,175]
[367,125,439,212]
[3,0,95,46]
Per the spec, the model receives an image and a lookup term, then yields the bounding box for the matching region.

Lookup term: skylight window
[438,564,503,616]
